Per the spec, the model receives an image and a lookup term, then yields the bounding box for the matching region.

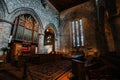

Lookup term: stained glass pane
[81,36,84,46]
[76,21,80,47]
[71,21,76,47]
[80,19,84,46]
[71,19,84,47]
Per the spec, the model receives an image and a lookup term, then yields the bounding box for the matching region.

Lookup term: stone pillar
[38,34,44,54]
[55,35,60,52]
[95,5,109,54]
[110,16,120,54]
[0,22,11,55]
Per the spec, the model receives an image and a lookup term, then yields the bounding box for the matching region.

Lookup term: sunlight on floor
[57,71,73,80]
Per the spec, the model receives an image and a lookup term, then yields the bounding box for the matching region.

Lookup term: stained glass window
[76,21,80,47]
[71,19,84,47]
[72,21,76,47]
[80,19,84,46]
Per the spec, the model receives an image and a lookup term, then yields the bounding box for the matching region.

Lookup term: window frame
[71,19,84,48]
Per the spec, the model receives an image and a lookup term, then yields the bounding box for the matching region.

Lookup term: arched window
[71,19,84,48]
[44,28,54,45]
[12,14,39,44]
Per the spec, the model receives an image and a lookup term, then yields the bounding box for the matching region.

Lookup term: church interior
[0,0,120,80]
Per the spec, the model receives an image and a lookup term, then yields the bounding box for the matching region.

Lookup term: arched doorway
[44,27,55,54]
[10,14,39,61]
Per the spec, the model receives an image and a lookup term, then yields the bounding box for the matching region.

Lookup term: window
[96,0,98,5]
[44,28,54,45]
[12,14,39,44]
[71,19,84,47]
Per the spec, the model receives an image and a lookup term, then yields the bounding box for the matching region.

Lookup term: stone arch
[0,0,7,19]
[44,23,58,52]
[8,7,43,31]
[45,23,58,38]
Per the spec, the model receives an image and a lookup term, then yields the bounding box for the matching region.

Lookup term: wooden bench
[86,55,120,80]
[72,59,86,80]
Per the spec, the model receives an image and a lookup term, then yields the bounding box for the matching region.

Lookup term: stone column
[38,34,44,54]
[95,5,109,54]
[0,22,11,47]
[110,16,120,54]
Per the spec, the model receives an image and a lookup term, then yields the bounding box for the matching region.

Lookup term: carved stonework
[4,0,59,29]
[0,1,4,18]
[0,0,60,52]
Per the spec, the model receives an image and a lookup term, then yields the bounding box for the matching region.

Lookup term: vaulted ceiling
[48,0,118,17]
[48,0,90,12]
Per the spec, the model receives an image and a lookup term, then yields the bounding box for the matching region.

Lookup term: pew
[72,59,86,80]
[86,55,120,80]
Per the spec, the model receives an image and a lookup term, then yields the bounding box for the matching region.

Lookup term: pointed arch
[8,7,43,32]
[45,23,58,38]
[0,0,7,19]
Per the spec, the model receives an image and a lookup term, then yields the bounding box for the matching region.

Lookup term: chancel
[0,0,120,80]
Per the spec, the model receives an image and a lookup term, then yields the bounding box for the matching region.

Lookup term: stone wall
[106,0,120,54]
[115,0,120,53]
[59,0,98,55]
[104,11,115,52]
[0,1,5,55]
[0,0,60,54]
[0,1,4,19]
